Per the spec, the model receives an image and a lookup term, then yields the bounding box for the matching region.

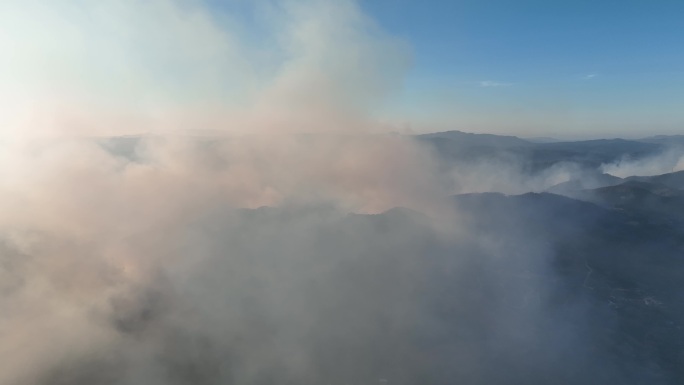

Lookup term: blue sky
[355,0,684,137]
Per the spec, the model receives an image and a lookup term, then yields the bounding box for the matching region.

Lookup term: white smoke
[0,1,659,384]
[601,147,684,178]
[0,1,452,384]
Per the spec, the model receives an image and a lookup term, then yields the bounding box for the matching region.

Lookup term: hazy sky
[206,0,684,137]
[2,0,683,138]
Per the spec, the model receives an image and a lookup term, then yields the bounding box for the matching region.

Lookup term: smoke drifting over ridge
[601,149,684,178]
[2,1,679,385]
[0,1,456,384]
[0,0,447,211]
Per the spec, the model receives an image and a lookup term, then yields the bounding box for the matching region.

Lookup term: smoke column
[0,1,456,384]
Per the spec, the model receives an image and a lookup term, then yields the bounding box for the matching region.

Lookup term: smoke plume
[1,1,673,385]
[0,1,454,384]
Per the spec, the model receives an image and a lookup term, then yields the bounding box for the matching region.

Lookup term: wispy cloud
[479,80,513,87]
[581,73,599,80]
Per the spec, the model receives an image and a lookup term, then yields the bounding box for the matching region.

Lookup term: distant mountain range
[98,130,684,174]
[417,130,684,172]
[548,171,684,226]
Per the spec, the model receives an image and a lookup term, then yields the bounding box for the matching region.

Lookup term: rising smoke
[0,1,671,385]
[601,148,684,178]
[0,1,453,384]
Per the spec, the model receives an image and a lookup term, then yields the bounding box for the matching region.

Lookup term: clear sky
[356,0,684,137]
